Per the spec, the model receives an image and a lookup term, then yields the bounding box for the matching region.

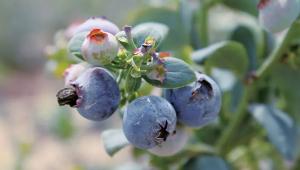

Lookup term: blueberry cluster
[54,17,221,156]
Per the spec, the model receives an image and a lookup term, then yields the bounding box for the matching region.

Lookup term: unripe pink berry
[63,63,89,86]
[81,29,119,66]
[258,0,300,33]
[74,17,120,35]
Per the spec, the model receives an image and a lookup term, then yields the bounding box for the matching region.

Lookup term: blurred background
[2,0,289,169]
[0,0,158,169]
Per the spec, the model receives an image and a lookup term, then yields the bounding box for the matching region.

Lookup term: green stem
[117,69,126,84]
[256,42,285,77]
[198,3,209,47]
[256,22,298,77]
[216,22,299,156]
[216,86,250,156]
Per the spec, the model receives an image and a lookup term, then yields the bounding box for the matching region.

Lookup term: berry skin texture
[123,96,177,149]
[148,127,188,156]
[74,17,120,35]
[63,63,89,86]
[164,72,221,128]
[71,67,120,121]
[81,29,119,66]
[258,0,300,33]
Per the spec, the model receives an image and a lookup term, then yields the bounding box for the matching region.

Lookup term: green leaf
[115,31,131,50]
[272,65,300,117]
[192,41,248,78]
[182,155,231,170]
[179,0,199,35]
[68,32,88,60]
[128,7,189,51]
[266,21,300,119]
[143,57,196,88]
[249,104,298,160]
[230,24,265,71]
[131,22,169,48]
[223,0,259,16]
[101,129,129,157]
[256,21,300,77]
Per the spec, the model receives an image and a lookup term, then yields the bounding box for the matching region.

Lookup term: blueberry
[74,17,120,35]
[81,29,119,66]
[123,96,177,149]
[148,127,188,156]
[56,67,120,121]
[258,0,300,33]
[63,63,89,86]
[164,72,221,127]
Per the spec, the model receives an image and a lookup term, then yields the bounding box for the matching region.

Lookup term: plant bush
[45,0,300,169]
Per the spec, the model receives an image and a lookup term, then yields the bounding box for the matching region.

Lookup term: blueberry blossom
[74,17,120,35]
[123,96,177,149]
[81,29,119,66]
[56,67,120,121]
[258,0,300,33]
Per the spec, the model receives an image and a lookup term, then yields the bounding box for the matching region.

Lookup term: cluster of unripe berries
[55,17,221,156]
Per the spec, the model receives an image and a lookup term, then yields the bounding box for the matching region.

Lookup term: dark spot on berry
[155,120,170,143]
[56,87,78,107]
[190,78,213,101]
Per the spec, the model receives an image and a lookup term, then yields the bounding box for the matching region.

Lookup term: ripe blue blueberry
[56,67,120,121]
[164,72,221,127]
[123,96,177,149]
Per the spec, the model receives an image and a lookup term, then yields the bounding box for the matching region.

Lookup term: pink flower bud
[81,29,119,66]
[258,0,300,33]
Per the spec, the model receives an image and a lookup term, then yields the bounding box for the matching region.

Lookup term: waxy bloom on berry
[258,0,300,33]
[63,63,89,86]
[74,17,120,35]
[81,29,119,66]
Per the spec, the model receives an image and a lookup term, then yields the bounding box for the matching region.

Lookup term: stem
[117,69,126,84]
[216,22,299,156]
[256,22,298,77]
[216,86,250,156]
[256,42,285,77]
[123,25,137,51]
[198,2,209,47]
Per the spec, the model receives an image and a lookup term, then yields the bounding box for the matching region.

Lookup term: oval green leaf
[128,8,188,50]
[192,41,248,78]
[249,104,298,160]
[101,129,130,157]
[143,57,196,88]
[131,22,169,48]
[183,155,231,170]
[68,32,88,61]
